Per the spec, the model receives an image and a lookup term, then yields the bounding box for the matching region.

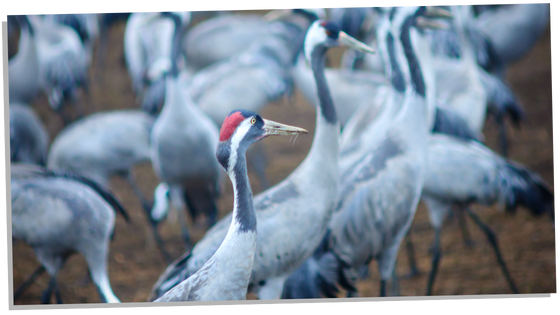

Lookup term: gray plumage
[182,10,325,73]
[123,12,191,103]
[282,6,443,298]
[419,134,554,294]
[187,19,310,126]
[469,4,550,77]
[11,164,127,303]
[9,103,49,166]
[47,110,155,188]
[43,14,99,65]
[149,19,375,301]
[8,15,40,105]
[28,15,89,117]
[155,110,307,302]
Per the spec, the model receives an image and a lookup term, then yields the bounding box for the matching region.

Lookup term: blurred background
[7,6,555,304]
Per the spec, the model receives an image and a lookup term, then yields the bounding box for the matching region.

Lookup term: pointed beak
[263,9,291,21]
[262,119,308,137]
[415,16,450,30]
[425,6,454,19]
[338,31,376,54]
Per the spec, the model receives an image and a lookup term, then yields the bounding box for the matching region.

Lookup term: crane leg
[403,230,420,279]
[465,207,519,294]
[346,290,359,298]
[14,265,46,300]
[126,171,172,263]
[379,280,387,297]
[457,206,475,248]
[426,228,442,296]
[40,276,61,304]
[247,143,270,190]
[390,268,400,296]
[499,121,509,157]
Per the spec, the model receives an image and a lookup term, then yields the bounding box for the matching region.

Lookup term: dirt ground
[10,12,556,305]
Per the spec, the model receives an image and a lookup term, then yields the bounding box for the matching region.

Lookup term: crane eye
[250,117,257,124]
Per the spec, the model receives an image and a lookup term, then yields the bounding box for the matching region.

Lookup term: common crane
[148,19,376,301]
[154,111,307,302]
[11,164,130,303]
[282,6,452,298]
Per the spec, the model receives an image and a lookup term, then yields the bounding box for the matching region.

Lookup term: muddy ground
[10,12,556,305]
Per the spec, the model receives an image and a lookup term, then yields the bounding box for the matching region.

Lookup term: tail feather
[148,251,192,301]
[432,106,482,142]
[282,230,341,299]
[479,69,526,128]
[47,170,131,224]
[501,160,554,219]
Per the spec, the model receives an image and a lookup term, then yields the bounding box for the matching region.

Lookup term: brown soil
[11,15,555,305]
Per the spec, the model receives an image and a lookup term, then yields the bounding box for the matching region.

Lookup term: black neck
[218,140,257,233]
[168,14,183,78]
[16,15,33,37]
[386,32,406,93]
[230,144,257,233]
[310,46,337,124]
[399,16,426,97]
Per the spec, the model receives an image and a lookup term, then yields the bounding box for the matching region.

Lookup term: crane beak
[415,16,450,30]
[262,119,308,138]
[263,9,291,21]
[425,6,454,19]
[339,32,376,54]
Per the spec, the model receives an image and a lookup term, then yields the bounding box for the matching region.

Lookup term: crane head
[304,20,376,64]
[216,110,308,173]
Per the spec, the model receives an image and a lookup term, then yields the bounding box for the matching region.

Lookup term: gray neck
[228,144,256,233]
[310,46,337,124]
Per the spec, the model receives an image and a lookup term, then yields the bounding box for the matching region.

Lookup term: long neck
[301,46,340,168]
[168,14,183,77]
[226,147,257,234]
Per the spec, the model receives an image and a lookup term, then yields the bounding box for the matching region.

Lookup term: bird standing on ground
[154,111,307,302]
[9,103,49,167]
[148,19,376,301]
[11,164,129,304]
[148,12,223,250]
[282,6,452,299]
[8,15,40,105]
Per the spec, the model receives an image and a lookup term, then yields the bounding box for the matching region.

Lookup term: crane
[415,134,554,295]
[154,110,307,302]
[281,6,452,298]
[8,15,40,105]
[182,9,326,72]
[147,19,376,301]
[11,164,130,303]
[148,12,224,250]
[27,15,90,125]
[45,109,170,260]
[42,14,99,66]
[123,12,191,113]
[9,103,49,167]
[468,4,550,78]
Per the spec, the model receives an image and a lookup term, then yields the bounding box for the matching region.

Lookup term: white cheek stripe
[228,119,253,173]
[304,21,328,64]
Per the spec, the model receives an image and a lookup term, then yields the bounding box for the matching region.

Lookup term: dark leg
[457,206,475,248]
[179,193,197,251]
[426,228,442,296]
[379,280,387,297]
[390,268,400,296]
[465,207,519,294]
[40,276,58,304]
[247,144,270,190]
[54,286,63,304]
[346,290,358,298]
[126,171,172,263]
[495,115,509,157]
[14,265,46,300]
[403,230,420,279]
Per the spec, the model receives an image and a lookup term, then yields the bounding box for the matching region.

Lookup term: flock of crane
[8,4,554,304]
